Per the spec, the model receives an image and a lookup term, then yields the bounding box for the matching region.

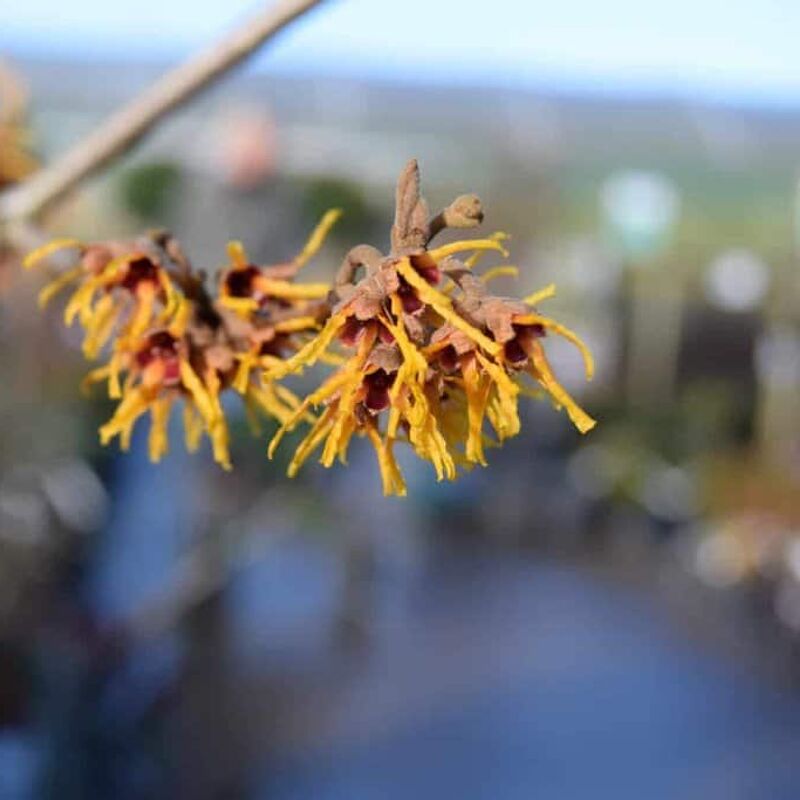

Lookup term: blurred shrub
[301,177,380,243]
[116,162,182,224]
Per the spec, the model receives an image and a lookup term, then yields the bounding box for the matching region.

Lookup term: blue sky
[2,0,800,104]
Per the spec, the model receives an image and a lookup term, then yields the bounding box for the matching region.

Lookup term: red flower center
[397,277,423,314]
[225,266,259,298]
[438,344,459,373]
[363,369,397,412]
[121,257,160,291]
[410,253,441,285]
[504,323,545,366]
[339,319,395,347]
[259,334,291,357]
[135,331,181,383]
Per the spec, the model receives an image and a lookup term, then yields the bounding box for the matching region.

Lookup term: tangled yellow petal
[23,239,83,270]
[396,259,502,356]
[218,296,258,314]
[37,266,84,309]
[480,265,519,284]
[516,311,594,380]
[287,405,337,477]
[183,401,204,453]
[462,354,491,466]
[293,208,342,269]
[255,278,330,301]
[464,232,510,268]
[365,424,407,497]
[99,387,151,446]
[82,294,120,359]
[522,283,557,306]
[148,397,173,463]
[476,352,521,440]
[428,237,509,263]
[529,340,596,434]
[263,312,347,381]
[227,241,249,269]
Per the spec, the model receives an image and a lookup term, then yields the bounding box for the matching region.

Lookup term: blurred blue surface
[255,558,800,800]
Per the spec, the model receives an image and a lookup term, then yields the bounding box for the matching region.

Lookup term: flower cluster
[264,160,595,495]
[25,160,595,495]
[24,212,341,471]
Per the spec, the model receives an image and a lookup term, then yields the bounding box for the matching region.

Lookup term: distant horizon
[7,46,800,115]
[4,0,800,110]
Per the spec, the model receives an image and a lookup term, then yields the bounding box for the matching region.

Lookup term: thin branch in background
[0,0,329,227]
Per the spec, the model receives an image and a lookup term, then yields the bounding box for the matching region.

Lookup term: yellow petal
[516,311,594,380]
[232,350,257,394]
[37,266,84,309]
[464,232,509,268]
[263,312,347,381]
[156,268,180,324]
[480,265,519,285]
[476,353,521,440]
[255,278,330,300]
[178,358,216,424]
[148,397,172,463]
[24,239,83,270]
[80,364,112,396]
[320,330,375,466]
[168,296,193,337]
[183,401,204,453]
[293,208,342,270]
[81,294,119,359]
[63,279,100,327]
[522,283,557,306]
[287,405,337,477]
[226,241,249,268]
[210,419,232,471]
[119,420,135,452]
[462,355,490,466]
[428,237,509,262]
[529,341,596,434]
[267,370,351,459]
[108,352,124,399]
[365,424,407,497]
[248,382,295,426]
[99,387,151,445]
[218,295,259,315]
[126,284,157,339]
[273,316,320,334]
[396,259,501,356]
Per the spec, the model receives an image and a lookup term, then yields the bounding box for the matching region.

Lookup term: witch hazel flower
[263,160,596,495]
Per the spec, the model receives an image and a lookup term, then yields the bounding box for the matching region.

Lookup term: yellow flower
[217,209,341,316]
[215,211,344,432]
[24,239,181,359]
[87,321,233,470]
[262,161,597,496]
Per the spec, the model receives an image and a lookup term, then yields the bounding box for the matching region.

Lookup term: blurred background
[1,1,800,797]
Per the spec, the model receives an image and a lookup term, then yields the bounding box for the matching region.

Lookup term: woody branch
[0,0,329,234]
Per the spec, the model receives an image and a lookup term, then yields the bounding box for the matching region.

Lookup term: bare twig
[0,0,329,226]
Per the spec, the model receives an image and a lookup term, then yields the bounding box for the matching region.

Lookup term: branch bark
[0,0,329,226]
